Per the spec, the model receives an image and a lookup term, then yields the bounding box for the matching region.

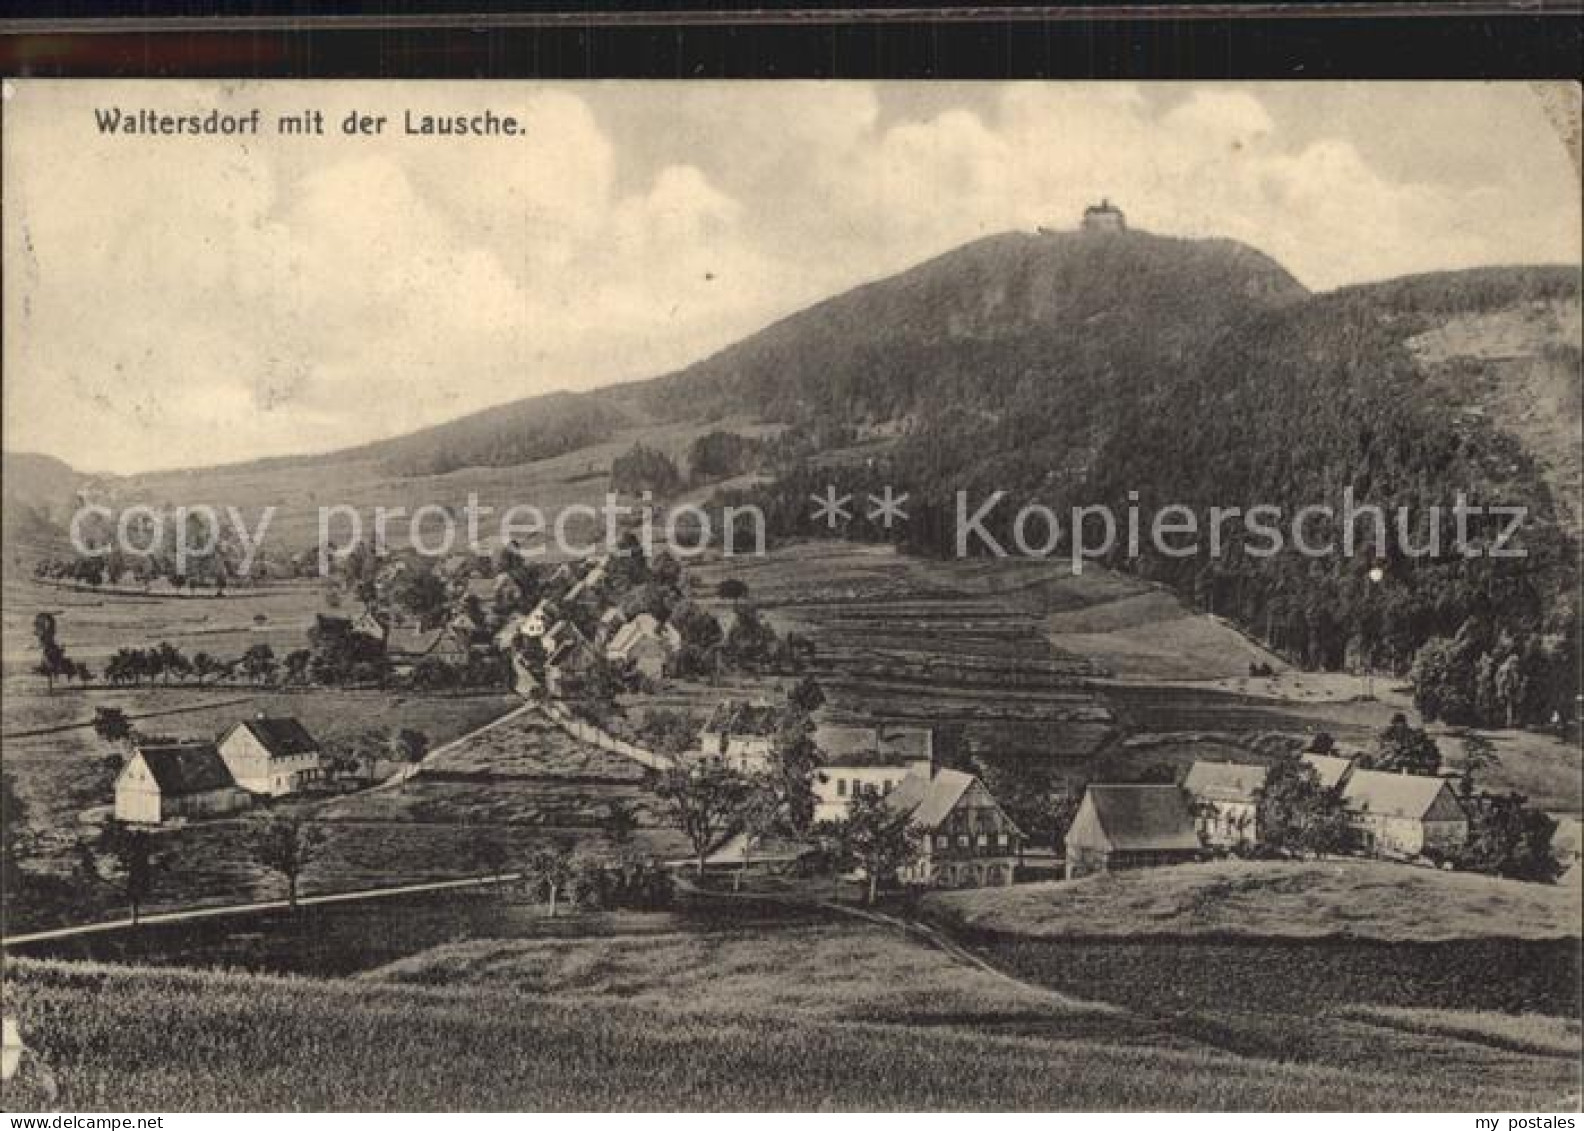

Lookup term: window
[936,834,948,849]
[837,778,847,797]
[977,834,988,848]
[957,834,969,848]
[882,780,893,795]
[997,832,1008,847]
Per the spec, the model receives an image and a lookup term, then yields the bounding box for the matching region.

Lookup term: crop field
[684,543,1117,761]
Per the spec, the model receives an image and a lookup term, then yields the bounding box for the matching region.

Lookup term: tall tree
[653,756,753,875]
[251,813,324,909]
[1459,791,1560,883]
[1254,756,1351,858]
[838,786,921,906]
[767,708,823,836]
[1371,713,1443,776]
[2,771,28,900]
[31,612,71,693]
[1458,733,1501,796]
[523,845,575,917]
[88,824,159,926]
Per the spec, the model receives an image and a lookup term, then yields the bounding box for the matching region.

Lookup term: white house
[1341,770,1468,859]
[698,700,786,773]
[217,716,324,796]
[493,599,559,651]
[115,742,251,825]
[812,722,935,824]
[605,613,682,679]
[1182,761,1267,849]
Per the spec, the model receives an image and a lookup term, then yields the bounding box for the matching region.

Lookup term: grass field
[362,920,1129,1031]
[926,858,1583,944]
[1044,589,1290,680]
[4,937,1575,1110]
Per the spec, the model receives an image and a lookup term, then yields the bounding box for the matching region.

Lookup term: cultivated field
[684,542,1117,762]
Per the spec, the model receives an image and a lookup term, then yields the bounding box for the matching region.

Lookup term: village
[93,537,1499,902]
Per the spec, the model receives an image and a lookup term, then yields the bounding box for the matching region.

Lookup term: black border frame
[0,7,1579,79]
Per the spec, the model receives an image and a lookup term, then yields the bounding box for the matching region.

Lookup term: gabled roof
[1343,770,1465,822]
[887,767,973,829]
[1183,761,1267,803]
[814,722,935,767]
[1082,785,1200,852]
[222,716,318,758]
[608,613,680,658]
[130,743,237,796]
[1301,753,1356,791]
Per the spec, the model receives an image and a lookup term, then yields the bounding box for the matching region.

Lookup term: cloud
[3,81,1577,474]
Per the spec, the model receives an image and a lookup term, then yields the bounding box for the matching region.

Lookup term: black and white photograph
[1,74,1580,1113]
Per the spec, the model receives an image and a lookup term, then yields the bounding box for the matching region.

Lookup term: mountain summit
[642,224,1308,425]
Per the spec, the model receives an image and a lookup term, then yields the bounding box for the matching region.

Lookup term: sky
[4,80,1579,475]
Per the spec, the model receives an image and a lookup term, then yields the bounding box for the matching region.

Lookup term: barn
[1065,784,1202,880]
[114,742,251,825]
[1341,770,1469,859]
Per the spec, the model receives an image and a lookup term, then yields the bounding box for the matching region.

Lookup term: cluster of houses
[1064,751,1470,879]
[697,698,1025,889]
[112,715,324,825]
[492,551,685,697]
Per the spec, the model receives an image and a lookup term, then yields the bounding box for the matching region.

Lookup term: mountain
[634,228,1307,427]
[1,452,91,557]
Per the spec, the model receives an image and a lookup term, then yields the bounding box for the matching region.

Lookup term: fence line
[542,701,674,772]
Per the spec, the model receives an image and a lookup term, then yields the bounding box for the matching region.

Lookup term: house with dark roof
[812,722,935,824]
[1341,770,1468,859]
[887,766,1022,888]
[1065,784,1203,880]
[114,742,252,824]
[698,699,788,773]
[217,715,323,796]
[1182,761,1268,850]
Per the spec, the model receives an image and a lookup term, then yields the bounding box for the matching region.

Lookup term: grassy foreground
[2,957,1568,1111]
[926,858,1583,943]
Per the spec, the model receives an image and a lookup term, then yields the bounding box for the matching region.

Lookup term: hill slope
[926,858,1583,943]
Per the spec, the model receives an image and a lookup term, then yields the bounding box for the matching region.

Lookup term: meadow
[925,858,1584,944]
[5,922,1576,1111]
